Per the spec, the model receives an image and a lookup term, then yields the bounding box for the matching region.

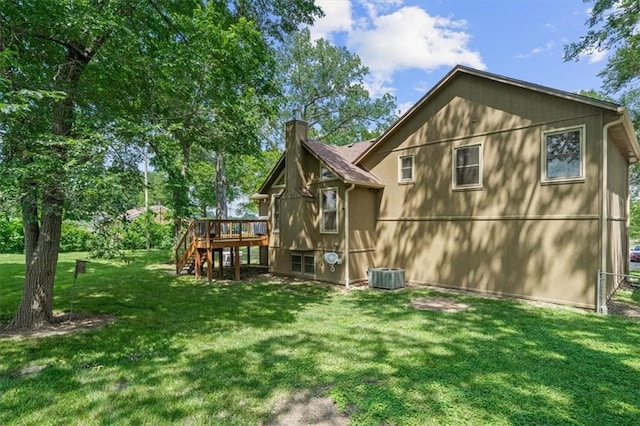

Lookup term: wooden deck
[175,219,269,281]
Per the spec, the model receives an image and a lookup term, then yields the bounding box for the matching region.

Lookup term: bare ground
[0,313,115,339]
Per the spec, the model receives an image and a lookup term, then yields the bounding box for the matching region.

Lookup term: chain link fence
[596,270,640,314]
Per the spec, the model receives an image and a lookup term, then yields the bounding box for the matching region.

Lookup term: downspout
[344,184,356,289]
[599,112,625,312]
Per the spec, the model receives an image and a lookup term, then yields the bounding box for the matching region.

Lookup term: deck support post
[206,248,213,282]
[218,248,224,278]
[194,249,201,279]
[247,246,250,265]
[234,247,241,281]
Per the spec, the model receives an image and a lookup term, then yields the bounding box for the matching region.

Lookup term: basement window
[291,253,315,276]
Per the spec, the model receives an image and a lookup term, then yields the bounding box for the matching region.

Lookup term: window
[453,144,482,188]
[291,254,302,273]
[303,255,315,275]
[272,194,281,232]
[291,253,314,276]
[273,171,284,187]
[398,154,414,183]
[542,126,584,182]
[320,188,338,233]
[320,165,335,180]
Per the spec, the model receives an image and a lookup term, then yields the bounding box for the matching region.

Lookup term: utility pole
[144,144,150,250]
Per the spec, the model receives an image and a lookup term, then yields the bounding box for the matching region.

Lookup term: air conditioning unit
[368,268,405,290]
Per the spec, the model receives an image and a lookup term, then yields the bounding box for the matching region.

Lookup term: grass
[1,251,640,425]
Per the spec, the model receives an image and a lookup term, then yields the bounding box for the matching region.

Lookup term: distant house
[253,65,640,309]
[125,205,170,224]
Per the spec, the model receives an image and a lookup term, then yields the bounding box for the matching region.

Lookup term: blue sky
[308,0,608,114]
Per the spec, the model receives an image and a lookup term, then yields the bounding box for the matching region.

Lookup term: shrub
[0,218,24,253]
[59,221,92,252]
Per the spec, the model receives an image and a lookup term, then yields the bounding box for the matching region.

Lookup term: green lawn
[1,251,640,425]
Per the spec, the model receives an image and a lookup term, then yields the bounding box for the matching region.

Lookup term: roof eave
[257,153,285,194]
[619,107,640,164]
[354,64,625,164]
[344,179,384,189]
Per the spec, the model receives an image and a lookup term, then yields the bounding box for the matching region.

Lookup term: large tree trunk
[8,190,63,328]
[215,151,228,219]
[6,39,101,329]
[172,140,191,240]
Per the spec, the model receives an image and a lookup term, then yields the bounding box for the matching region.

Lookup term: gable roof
[255,138,382,194]
[256,154,284,194]
[355,64,639,164]
[303,139,383,188]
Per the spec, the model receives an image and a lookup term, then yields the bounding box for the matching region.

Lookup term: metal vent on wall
[368,268,405,290]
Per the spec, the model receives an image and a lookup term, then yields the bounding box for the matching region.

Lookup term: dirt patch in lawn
[607,300,640,318]
[0,313,115,339]
[410,297,471,313]
[267,390,348,426]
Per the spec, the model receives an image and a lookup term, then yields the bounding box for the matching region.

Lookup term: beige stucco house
[253,65,640,309]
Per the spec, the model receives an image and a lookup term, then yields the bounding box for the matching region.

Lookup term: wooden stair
[175,218,269,281]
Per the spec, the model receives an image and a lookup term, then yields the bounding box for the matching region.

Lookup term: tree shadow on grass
[0,255,336,424]
[3,264,640,424]
[177,289,640,424]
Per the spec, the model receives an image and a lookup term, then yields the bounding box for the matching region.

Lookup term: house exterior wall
[259,72,635,309]
[348,187,379,282]
[606,128,630,296]
[268,120,351,283]
[361,74,608,308]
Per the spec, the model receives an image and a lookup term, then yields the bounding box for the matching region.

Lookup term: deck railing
[175,218,269,272]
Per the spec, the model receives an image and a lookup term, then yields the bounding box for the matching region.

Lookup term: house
[252,65,640,309]
[125,205,170,224]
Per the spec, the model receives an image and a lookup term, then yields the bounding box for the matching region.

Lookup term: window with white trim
[398,154,414,183]
[542,126,584,182]
[272,194,281,232]
[320,165,335,180]
[453,144,482,188]
[291,253,315,276]
[320,188,338,233]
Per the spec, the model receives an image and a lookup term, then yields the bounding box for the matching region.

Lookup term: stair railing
[175,221,196,273]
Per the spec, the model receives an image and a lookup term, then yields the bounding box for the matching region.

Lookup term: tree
[272,29,398,146]
[225,29,399,215]
[0,0,322,329]
[565,0,640,197]
[564,0,640,93]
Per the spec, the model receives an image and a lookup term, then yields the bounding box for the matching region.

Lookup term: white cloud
[580,48,608,64]
[397,100,415,116]
[347,6,485,96]
[307,2,485,98]
[516,41,555,59]
[309,0,354,41]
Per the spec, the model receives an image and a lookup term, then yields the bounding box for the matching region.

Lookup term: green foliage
[59,221,92,253]
[630,200,640,239]
[122,214,174,251]
[0,218,23,253]
[89,214,173,260]
[88,218,128,261]
[564,0,640,93]
[1,252,640,423]
[274,28,398,146]
[0,219,93,253]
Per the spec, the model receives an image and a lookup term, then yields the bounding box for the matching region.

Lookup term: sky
[307,0,608,114]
